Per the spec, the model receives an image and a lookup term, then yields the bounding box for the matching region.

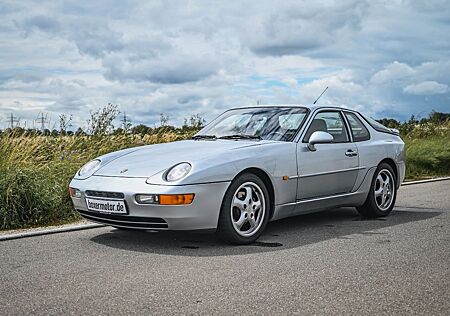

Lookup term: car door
[296,110,359,200]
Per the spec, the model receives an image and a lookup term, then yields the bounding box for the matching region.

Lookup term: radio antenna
[313,86,328,105]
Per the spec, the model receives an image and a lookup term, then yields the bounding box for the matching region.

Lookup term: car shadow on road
[90,207,441,257]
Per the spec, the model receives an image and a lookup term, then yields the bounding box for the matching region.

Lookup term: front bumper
[397,161,406,188]
[70,176,230,230]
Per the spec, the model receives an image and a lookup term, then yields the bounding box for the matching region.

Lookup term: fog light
[135,194,194,205]
[135,194,159,204]
[69,187,81,198]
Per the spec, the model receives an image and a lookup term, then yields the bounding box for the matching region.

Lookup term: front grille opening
[77,209,168,229]
[85,190,125,199]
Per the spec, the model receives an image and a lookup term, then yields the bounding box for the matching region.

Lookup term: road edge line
[0,223,104,242]
[401,176,450,186]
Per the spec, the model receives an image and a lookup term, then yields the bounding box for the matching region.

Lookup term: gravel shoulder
[0,219,91,236]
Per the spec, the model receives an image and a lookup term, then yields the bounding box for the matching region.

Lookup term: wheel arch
[234,167,276,220]
[379,158,398,187]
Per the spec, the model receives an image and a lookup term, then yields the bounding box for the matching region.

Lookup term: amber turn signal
[159,194,195,205]
[69,187,81,198]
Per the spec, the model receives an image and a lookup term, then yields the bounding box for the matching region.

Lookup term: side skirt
[271,167,376,221]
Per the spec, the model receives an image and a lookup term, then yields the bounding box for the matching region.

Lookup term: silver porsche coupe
[69,105,405,244]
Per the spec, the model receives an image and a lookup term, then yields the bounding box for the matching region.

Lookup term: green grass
[0,126,449,230]
[404,135,450,180]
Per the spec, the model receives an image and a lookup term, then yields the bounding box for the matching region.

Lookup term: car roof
[230,104,355,112]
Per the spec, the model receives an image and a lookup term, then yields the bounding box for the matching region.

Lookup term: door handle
[345,149,358,157]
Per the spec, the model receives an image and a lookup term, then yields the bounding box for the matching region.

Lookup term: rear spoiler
[389,128,400,136]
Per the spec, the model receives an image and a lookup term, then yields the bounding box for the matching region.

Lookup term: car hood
[94,139,273,178]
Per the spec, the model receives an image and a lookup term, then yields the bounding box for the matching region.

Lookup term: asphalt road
[1,181,449,315]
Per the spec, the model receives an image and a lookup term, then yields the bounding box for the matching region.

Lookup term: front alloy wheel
[231,182,266,237]
[218,173,270,244]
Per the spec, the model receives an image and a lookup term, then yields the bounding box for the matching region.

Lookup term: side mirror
[307,131,334,151]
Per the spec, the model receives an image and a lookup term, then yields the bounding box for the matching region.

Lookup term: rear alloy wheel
[217,173,270,244]
[357,163,397,218]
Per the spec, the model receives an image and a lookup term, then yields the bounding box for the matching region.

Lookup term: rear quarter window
[361,114,396,134]
[345,112,370,142]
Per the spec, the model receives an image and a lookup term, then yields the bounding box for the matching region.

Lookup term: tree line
[0,103,206,137]
[1,104,448,137]
[377,111,450,135]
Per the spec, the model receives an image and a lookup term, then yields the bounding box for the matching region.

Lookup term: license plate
[85,197,127,214]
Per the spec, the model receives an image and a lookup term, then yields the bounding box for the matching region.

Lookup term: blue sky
[0,0,449,130]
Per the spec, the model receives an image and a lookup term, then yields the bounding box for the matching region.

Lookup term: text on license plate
[85,197,127,214]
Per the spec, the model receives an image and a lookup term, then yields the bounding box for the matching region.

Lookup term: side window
[345,112,370,142]
[303,111,349,143]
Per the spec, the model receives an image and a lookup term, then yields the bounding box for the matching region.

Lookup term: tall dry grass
[0,131,194,229]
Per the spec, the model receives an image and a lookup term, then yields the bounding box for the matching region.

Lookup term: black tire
[357,162,397,218]
[217,173,270,245]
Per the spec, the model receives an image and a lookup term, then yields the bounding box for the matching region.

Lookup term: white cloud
[370,61,415,85]
[403,81,449,95]
[298,70,374,112]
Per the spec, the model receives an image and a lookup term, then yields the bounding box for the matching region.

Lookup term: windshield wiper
[218,134,261,140]
[191,134,217,140]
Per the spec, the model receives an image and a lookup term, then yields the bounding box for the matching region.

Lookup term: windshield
[196,107,309,141]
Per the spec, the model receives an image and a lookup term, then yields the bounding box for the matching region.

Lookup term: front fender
[146,142,298,206]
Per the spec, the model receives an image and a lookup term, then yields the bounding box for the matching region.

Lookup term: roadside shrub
[0,167,77,229]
